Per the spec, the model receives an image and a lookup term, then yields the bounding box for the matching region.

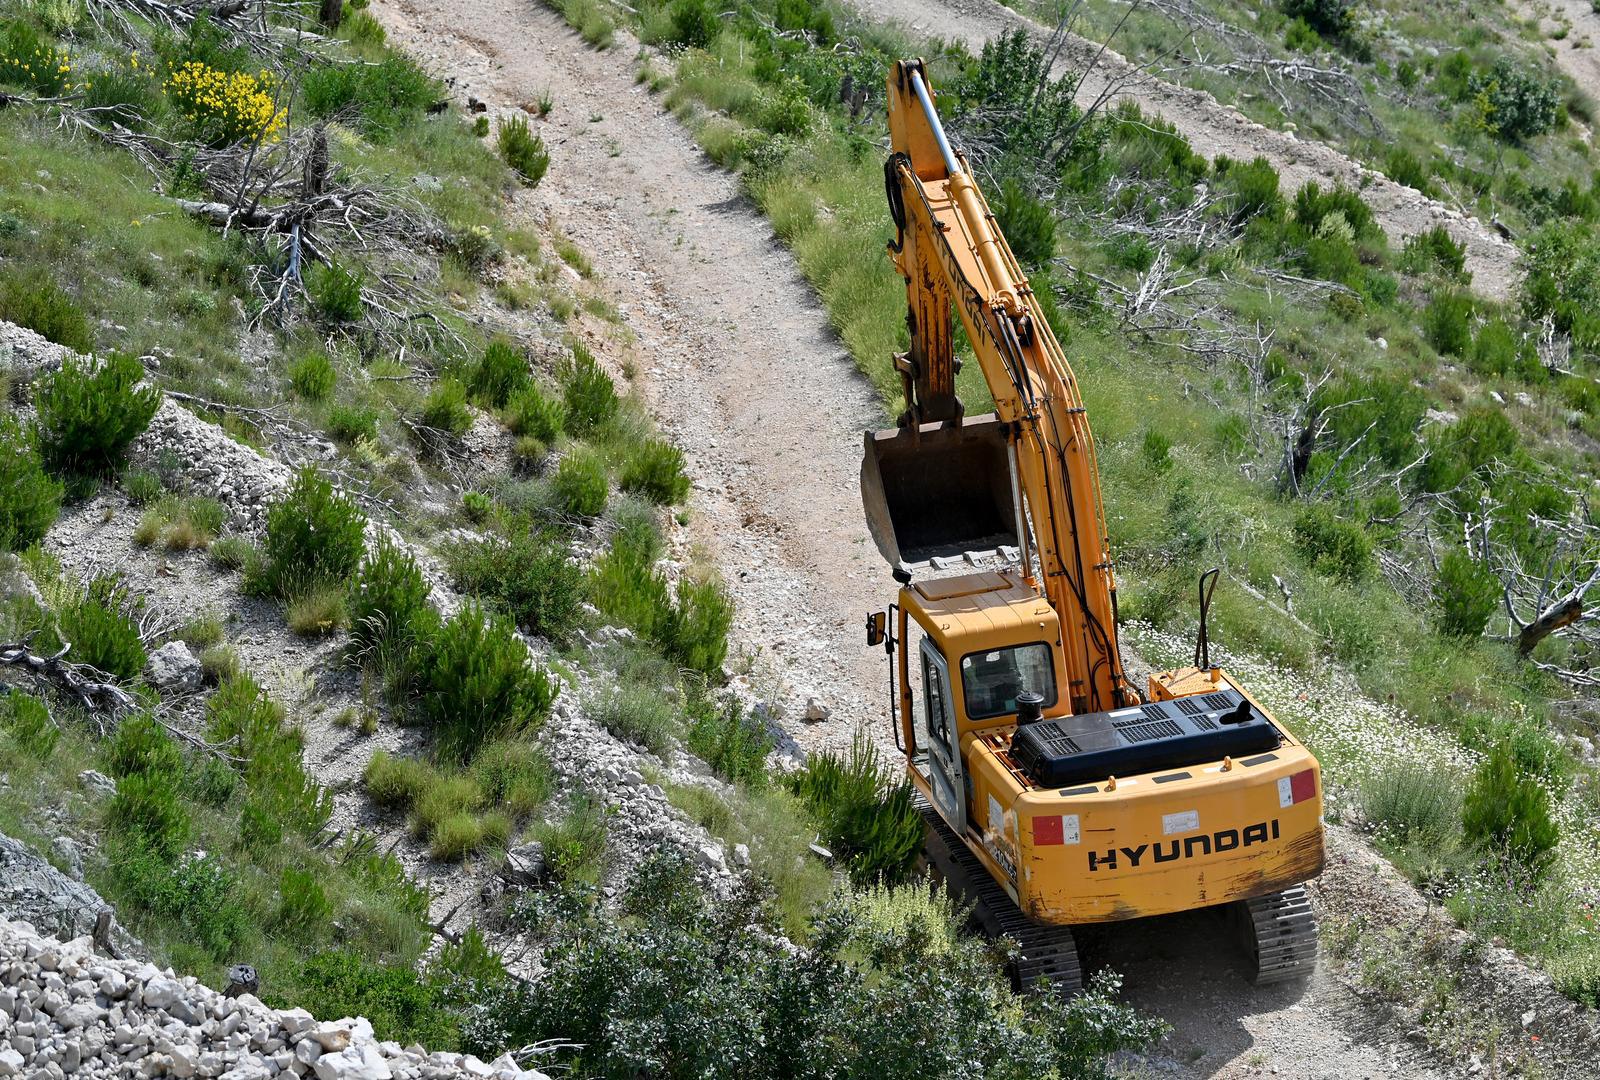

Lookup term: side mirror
[865,611,888,648]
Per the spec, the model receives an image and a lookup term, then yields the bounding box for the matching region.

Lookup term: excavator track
[1238,885,1319,985]
[913,792,1083,996]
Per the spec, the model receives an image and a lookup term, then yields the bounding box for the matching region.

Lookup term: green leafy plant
[421,378,473,435]
[1291,504,1371,583]
[35,352,161,478]
[686,682,771,787]
[619,438,689,505]
[57,575,147,680]
[327,404,380,444]
[0,265,93,352]
[446,526,582,641]
[1469,56,1560,141]
[471,338,530,408]
[287,583,349,636]
[665,0,720,48]
[1434,548,1500,638]
[498,114,550,187]
[553,445,608,517]
[289,352,337,401]
[300,54,436,137]
[1422,291,1474,357]
[1463,741,1559,876]
[109,771,191,858]
[558,343,617,434]
[506,383,566,443]
[257,467,366,599]
[0,689,58,760]
[788,732,922,885]
[310,260,365,323]
[991,178,1056,268]
[417,604,558,764]
[0,416,63,552]
[206,673,332,837]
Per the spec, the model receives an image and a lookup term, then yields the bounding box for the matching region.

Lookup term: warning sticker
[1162,809,1199,835]
[1061,813,1080,845]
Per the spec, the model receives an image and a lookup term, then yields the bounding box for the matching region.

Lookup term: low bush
[257,467,366,598]
[446,526,583,641]
[57,575,147,680]
[665,0,720,48]
[506,383,566,443]
[310,260,365,323]
[788,732,922,885]
[498,115,549,187]
[417,604,558,764]
[105,713,186,779]
[364,750,434,811]
[589,520,732,677]
[35,353,162,478]
[206,674,332,837]
[421,378,473,435]
[274,867,333,940]
[470,855,1164,1076]
[1280,0,1353,35]
[686,682,771,787]
[619,438,689,505]
[532,797,609,886]
[1463,741,1559,875]
[471,338,529,408]
[327,405,380,444]
[350,535,434,657]
[1422,291,1474,357]
[590,682,679,757]
[287,584,349,637]
[1469,319,1519,377]
[1139,429,1172,471]
[300,54,437,137]
[1400,226,1468,282]
[123,470,166,507]
[109,772,191,858]
[471,740,554,818]
[108,844,250,960]
[0,689,58,760]
[1359,760,1462,845]
[135,495,228,551]
[0,265,93,352]
[276,950,459,1048]
[991,178,1056,269]
[1291,504,1371,583]
[1215,155,1283,221]
[0,416,63,552]
[1470,56,1560,141]
[1434,548,1500,638]
[553,445,608,517]
[660,575,733,677]
[558,344,618,435]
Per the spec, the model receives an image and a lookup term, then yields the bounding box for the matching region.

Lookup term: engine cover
[1010,689,1282,788]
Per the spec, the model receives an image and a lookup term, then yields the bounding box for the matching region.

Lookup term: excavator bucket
[861,414,1018,569]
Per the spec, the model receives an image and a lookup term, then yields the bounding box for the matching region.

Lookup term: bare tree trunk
[1517,591,1584,656]
[319,0,342,29]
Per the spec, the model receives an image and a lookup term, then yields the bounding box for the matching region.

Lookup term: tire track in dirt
[849,0,1522,301]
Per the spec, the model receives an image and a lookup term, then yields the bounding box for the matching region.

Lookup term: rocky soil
[847,0,1522,301]
[0,916,550,1080]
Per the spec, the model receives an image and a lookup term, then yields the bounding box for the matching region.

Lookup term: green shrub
[417,604,558,763]
[591,682,679,756]
[471,338,529,408]
[506,383,566,443]
[1463,741,1559,875]
[589,519,670,632]
[301,55,436,137]
[207,674,332,836]
[289,352,337,401]
[364,750,433,811]
[0,266,93,352]
[1215,155,1283,221]
[553,445,608,517]
[1359,760,1462,844]
[105,713,185,779]
[1139,429,1172,471]
[274,867,333,939]
[532,797,609,886]
[1280,0,1353,35]
[183,756,237,808]
[498,114,549,187]
[122,470,165,507]
[559,344,618,434]
[0,417,62,551]
[991,178,1056,269]
[0,20,75,94]
[446,526,582,641]
[1521,221,1600,348]
[287,584,348,636]
[471,740,553,818]
[0,689,57,760]
[310,260,365,323]
[327,405,380,444]
[1469,319,1519,377]
[1422,291,1474,357]
[666,0,720,48]
[1434,548,1500,638]
[57,575,147,679]
[351,534,434,656]
[1283,17,1321,52]
[108,772,190,857]
[108,843,249,959]
[259,467,366,598]
[137,495,227,551]
[619,438,689,505]
[36,352,161,478]
[1383,147,1432,196]
[275,951,458,1048]
[1291,504,1371,583]
[421,378,473,435]
[1469,56,1560,141]
[208,536,260,574]
[788,733,922,885]
[660,575,733,677]
[686,683,771,787]
[1400,226,1468,281]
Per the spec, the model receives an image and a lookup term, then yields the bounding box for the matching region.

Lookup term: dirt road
[1527,1,1600,112]
[362,2,1494,1073]
[847,0,1522,301]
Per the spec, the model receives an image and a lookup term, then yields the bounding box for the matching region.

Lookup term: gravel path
[355,4,1539,1075]
[846,0,1522,301]
[1526,1,1600,112]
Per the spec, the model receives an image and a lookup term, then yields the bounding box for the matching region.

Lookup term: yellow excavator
[861,60,1325,991]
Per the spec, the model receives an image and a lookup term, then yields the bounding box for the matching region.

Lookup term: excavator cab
[860,415,1017,572]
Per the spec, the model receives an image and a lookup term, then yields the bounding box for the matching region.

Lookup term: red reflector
[1033,815,1064,846]
[1290,769,1316,804]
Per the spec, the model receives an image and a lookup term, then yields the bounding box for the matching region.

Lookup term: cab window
[960,643,1057,720]
[922,647,952,750]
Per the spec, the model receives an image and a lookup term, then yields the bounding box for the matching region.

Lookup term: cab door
[920,638,966,833]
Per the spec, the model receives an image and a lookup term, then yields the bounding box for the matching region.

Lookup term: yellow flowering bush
[164,60,286,145]
[0,26,74,95]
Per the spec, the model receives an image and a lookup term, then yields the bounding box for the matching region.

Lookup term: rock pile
[0,918,550,1080]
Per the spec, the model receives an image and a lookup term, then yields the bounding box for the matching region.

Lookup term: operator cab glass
[962,643,1057,720]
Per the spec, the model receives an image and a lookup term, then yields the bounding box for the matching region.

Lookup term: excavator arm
[873,59,1131,713]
